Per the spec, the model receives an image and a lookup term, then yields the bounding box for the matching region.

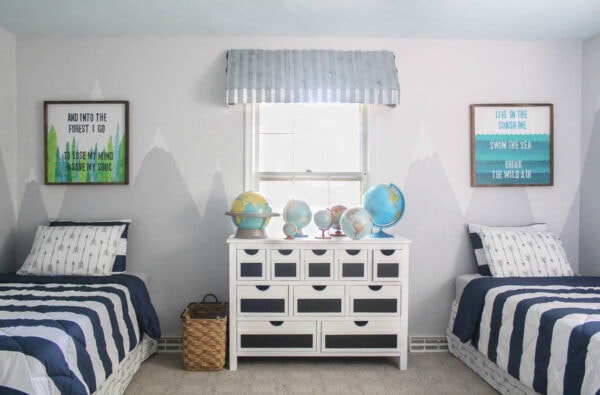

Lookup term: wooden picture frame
[470,103,553,187]
[44,100,129,185]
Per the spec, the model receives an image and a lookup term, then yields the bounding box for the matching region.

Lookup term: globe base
[294,231,308,238]
[330,230,346,237]
[315,228,332,239]
[370,229,394,238]
[235,228,267,239]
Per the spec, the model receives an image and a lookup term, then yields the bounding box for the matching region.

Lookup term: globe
[340,207,373,240]
[282,222,297,239]
[283,199,312,237]
[225,191,279,238]
[363,183,405,238]
[313,209,333,239]
[329,205,347,237]
[314,209,333,229]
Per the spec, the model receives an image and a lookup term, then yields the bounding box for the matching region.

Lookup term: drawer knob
[256,285,270,291]
[312,249,327,256]
[278,249,293,255]
[312,285,327,291]
[346,249,361,256]
[380,249,395,256]
[270,321,284,326]
[368,285,383,291]
[354,321,368,327]
[244,249,259,255]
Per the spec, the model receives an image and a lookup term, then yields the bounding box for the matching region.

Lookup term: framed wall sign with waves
[470,103,553,187]
[44,100,129,185]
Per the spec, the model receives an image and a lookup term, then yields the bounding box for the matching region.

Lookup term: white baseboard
[158,336,449,353]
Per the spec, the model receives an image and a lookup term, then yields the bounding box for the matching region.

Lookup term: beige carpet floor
[124,352,498,394]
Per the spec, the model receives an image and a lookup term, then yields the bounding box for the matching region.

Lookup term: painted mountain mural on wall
[580,110,600,275]
[395,153,470,335]
[16,180,49,267]
[58,147,231,335]
[0,151,16,272]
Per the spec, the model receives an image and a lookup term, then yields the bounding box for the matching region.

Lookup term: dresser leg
[398,355,407,370]
[229,354,238,371]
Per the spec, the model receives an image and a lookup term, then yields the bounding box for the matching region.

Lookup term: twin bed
[0,220,161,394]
[448,224,600,395]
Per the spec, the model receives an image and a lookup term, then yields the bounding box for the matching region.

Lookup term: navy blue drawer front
[297,299,342,313]
[240,299,285,313]
[274,262,297,277]
[353,299,398,313]
[308,263,330,277]
[377,263,399,278]
[240,262,263,277]
[241,334,313,348]
[342,263,364,277]
[325,334,397,349]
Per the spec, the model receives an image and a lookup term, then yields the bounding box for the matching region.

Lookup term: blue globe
[283,199,312,237]
[313,209,333,230]
[282,222,297,239]
[363,183,405,238]
[340,207,372,240]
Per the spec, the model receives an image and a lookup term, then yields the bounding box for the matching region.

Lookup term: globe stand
[330,229,346,237]
[294,231,308,238]
[225,211,280,239]
[370,228,394,238]
[235,228,268,239]
[315,228,332,239]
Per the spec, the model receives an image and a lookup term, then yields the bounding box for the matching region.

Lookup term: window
[245,103,368,236]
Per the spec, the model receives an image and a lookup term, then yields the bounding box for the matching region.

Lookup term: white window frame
[244,104,370,204]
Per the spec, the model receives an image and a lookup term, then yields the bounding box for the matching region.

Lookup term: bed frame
[447,300,537,395]
[95,334,157,394]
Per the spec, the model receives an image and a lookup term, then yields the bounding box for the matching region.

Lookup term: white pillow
[479,227,574,277]
[18,225,126,276]
[468,223,547,275]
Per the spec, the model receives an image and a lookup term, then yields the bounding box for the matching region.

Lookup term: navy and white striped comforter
[0,274,161,395]
[453,276,600,395]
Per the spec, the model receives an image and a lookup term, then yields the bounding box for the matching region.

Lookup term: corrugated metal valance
[225,49,400,106]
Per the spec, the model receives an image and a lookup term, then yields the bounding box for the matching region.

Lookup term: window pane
[258,103,363,173]
[259,105,295,133]
[258,134,294,172]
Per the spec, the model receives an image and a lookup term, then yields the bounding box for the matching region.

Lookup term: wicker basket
[181,294,228,371]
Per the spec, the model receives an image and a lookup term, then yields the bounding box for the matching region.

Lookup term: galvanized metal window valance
[225,49,400,106]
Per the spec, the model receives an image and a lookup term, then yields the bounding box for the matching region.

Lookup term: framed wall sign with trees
[470,103,553,187]
[44,100,129,185]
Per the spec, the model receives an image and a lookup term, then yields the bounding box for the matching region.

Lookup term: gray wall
[580,34,600,275]
[13,36,583,336]
[0,26,17,272]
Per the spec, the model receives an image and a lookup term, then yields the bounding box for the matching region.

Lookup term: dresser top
[227,235,411,246]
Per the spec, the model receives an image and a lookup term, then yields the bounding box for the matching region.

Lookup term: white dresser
[227,236,411,371]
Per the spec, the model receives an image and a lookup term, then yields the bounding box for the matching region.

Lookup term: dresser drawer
[303,249,335,280]
[270,249,300,280]
[237,285,288,316]
[237,249,267,280]
[349,285,401,316]
[293,285,345,316]
[372,248,406,281]
[238,320,317,352]
[337,249,369,281]
[321,320,400,352]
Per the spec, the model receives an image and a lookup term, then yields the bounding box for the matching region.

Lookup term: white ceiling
[1,0,600,40]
